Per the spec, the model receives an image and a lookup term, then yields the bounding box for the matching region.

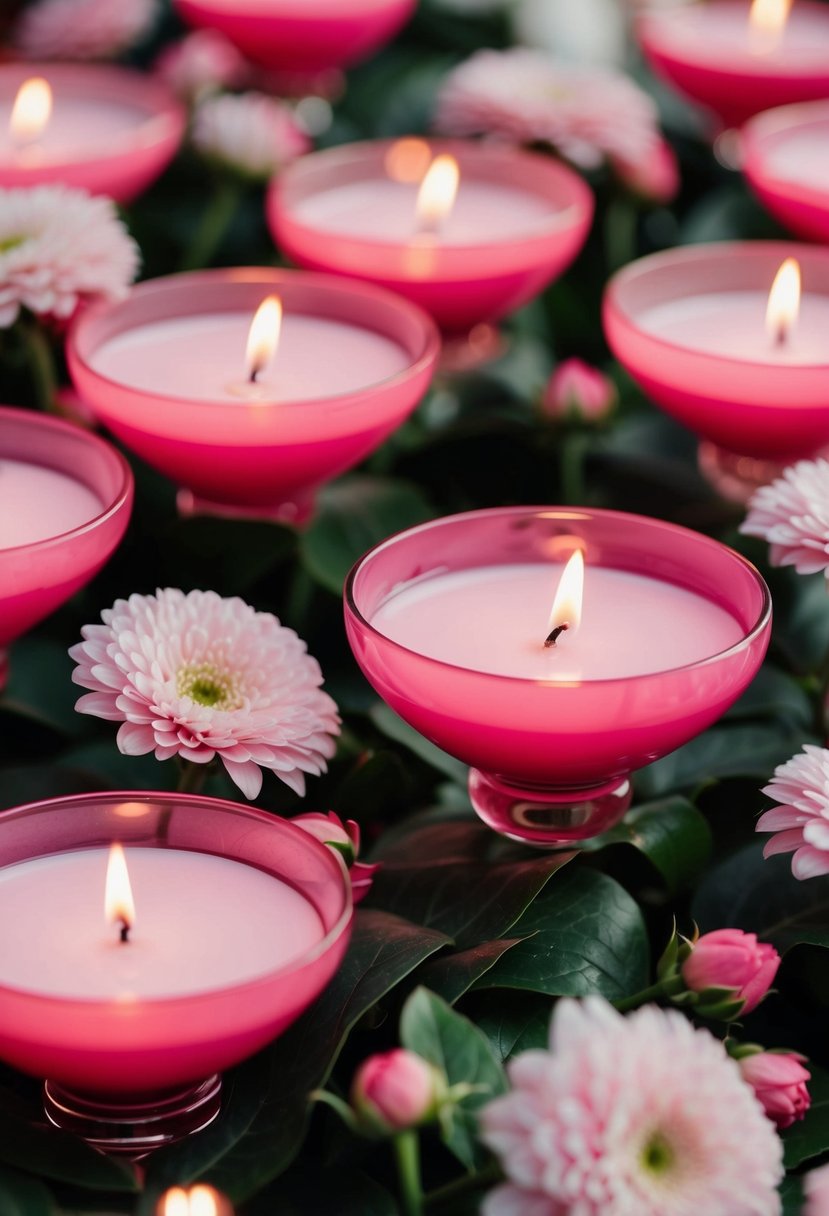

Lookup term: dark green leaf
[260,1168,399,1216]
[0,1109,138,1192]
[1,637,85,739]
[474,868,649,999]
[582,797,712,892]
[335,750,412,821]
[300,476,433,595]
[160,516,295,592]
[636,725,811,800]
[784,1065,829,1169]
[727,665,813,731]
[476,991,552,1062]
[400,987,506,1170]
[0,1165,55,1216]
[369,703,469,784]
[420,939,525,1003]
[781,1175,805,1216]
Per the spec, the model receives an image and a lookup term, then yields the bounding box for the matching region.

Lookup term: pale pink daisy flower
[741,459,829,578]
[434,48,664,172]
[155,31,251,104]
[805,1162,829,1216]
[0,185,139,328]
[69,589,340,800]
[192,92,310,181]
[758,744,829,879]
[480,996,783,1216]
[14,0,158,60]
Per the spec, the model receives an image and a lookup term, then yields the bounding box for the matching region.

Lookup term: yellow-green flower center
[0,235,25,254]
[641,1131,675,1176]
[177,663,243,711]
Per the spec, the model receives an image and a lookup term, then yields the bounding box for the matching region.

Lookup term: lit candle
[743,98,829,243]
[637,0,829,129]
[0,63,184,201]
[345,507,771,845]
[68,269,439,523]
[268,138,594,337]
[603,241,829,498]
[158,1186,233,1216]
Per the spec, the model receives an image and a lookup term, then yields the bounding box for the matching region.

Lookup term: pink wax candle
[268,139,594,335]
[0,407,132,689]
[743,100,829,243]
[0,791,352,1155]
[345,507,770,846]
[68,269,439,524]
[0,64,185,202]
[638,0,829,129]
[602,242,829,497]
[173,0,416,72]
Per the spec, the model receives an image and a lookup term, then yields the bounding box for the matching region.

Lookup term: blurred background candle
[345,507,770,846]
[603,241,829,500]
[743,99,829,242]
[268,138,593,356]
[0,407,132,691]
[0,63,185,201]
[638,0,829,130]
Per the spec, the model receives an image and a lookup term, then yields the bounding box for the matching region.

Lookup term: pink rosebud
[610,136,680,204]
[681,929,780,1014]
[351,1049,442,1133]
[292,811,379,904]
[738,1051,811,1130]
[804,1161,829,1216]
[155,30,250,103]
[542,358,617,424]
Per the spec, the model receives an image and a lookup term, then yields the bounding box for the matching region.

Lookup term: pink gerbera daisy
[480,996,783,1216]
[741,459,829,578]
[758,745,829,879]
[70,589,340,800]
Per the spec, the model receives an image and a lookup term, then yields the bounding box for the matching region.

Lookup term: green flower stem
[559,429,590,505]
[604,195,639,274]
[613,975,684,1014]
[425,1163,501,1211]
[177,760,209,796]
[394,1130,424,1216]
[21,320,58,412]
[179,177,244,272]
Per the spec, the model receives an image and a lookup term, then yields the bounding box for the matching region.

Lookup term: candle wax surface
[637,292,829,363]
[370,564,744,680]
[292,179,559,245]
[91,312,410,401]
[0,459,103,549]
[644,4,829,64]
[765,130,829,190]
[0,96,151,162]
[0,848,325,1000]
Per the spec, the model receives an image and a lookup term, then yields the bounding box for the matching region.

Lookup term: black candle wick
[544,622,569,648]
[119,919,131,944]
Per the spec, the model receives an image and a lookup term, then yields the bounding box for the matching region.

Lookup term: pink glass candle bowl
[0,791,352,1155]
[743,100,829,243]
[0,406,132,691]
[344,507,771,847]
[0,63,185,203]
[637,0,829,131]
[172,0,416,73]
[67,268,440,525]
[603,241,829,501]
[267,139,594,343]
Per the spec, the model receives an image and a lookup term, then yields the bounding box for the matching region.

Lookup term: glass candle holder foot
[439,324,508,374]
[176,487,316,528]
[697,441,803,504]
[43,1075,221,1158]
[0,650,8,695]
[469,770,632,847]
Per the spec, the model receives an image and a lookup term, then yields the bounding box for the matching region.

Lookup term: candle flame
[158,1185,227,1216]
[10,77,52,145]
[749,0,793,51]
[547,549,584,643]
[385,137,433,183]
[105,843,135,939]
[766,257,800,345]
[415,154,460,236]
[245,295,282,383]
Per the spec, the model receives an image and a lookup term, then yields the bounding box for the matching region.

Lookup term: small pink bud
[681,929,780,1014]
[804,1161,829,1216]
[542,358,617,424]
[292,811,379,904]
[351,1049,442,1133]
[738,1051,811,1129]
[610,136,680,204]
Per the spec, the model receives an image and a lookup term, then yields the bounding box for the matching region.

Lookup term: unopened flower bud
[351,1049,445,1133]
[542,358,616,424]
[681,929,779,1016]
[738,1050,811,1129]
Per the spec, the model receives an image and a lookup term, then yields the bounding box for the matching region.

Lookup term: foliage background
[1,0,828,1212]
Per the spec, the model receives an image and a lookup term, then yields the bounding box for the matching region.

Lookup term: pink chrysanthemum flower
[155,31,251,104]
[741,459,829,579]
[0,185,139,328]
[14,0,158,60]
[805,1162,829,1216]
[434,48,665,172]
[480,997,783,1216]
[758,744,829,879]
[192,92,310,181]
[69,589,340,800]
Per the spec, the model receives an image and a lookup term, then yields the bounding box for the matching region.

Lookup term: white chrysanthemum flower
[192,92,310,181]
[480,996,783,1216]
[434,47,663,170]
[759,745,829,880]
[69,589,341,800]
[741,459,829,579]
[0,185,139,328]
[14,0,158,60]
